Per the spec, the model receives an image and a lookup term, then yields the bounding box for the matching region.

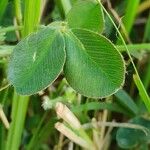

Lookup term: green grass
[123,0,140,34]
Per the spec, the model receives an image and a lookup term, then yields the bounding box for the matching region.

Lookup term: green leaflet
[116,117,150,149]
[66,0,104,32]
[64,29,125,98]
[8,27,66,95]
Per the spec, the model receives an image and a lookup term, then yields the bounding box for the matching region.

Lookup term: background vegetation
[0,0,150,149]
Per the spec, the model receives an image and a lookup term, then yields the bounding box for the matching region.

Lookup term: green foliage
[6,1,41,150]
[8,27,66,95]
[64,29,125,98]
[8,22,125,97]
[116,117,150,149]
[8,0,125,98]
[66,0,104,32]
[0,0,150,149]
[115,89,139,115]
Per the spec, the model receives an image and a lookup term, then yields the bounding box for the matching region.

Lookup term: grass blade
[5,95,29,150]
[123,0,140,33]
[23,0,41,37]
[133,74,150,110]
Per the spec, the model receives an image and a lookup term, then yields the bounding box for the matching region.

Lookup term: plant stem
[14,0,23,38]
[14,0,22,25]
[116,43,150,52]
[14,0,22,26]
[83,121,149,135]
